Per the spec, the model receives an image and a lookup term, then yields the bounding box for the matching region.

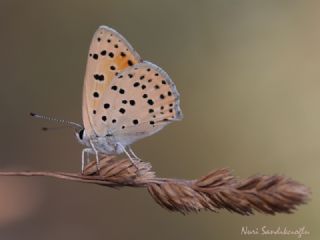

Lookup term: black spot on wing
[133,82,140,87]
[133,119,139,125]
[94,74,104,81]
[129,100,135,106]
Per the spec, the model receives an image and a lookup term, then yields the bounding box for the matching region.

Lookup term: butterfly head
[75,127,90,146]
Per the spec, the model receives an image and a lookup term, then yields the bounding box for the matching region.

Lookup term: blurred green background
[0,0,318,239]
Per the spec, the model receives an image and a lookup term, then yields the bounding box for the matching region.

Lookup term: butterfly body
[76,129,122,154]
[78,26,182,168]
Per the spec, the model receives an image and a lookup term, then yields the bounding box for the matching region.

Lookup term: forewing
[82,26,142,136]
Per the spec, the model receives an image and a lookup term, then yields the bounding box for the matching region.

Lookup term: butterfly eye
[78,129,84,140]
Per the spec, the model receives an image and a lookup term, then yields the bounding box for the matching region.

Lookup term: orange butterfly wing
[82,26,142,136]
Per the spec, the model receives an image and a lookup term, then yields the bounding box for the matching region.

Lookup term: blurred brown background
[0,0,318,239]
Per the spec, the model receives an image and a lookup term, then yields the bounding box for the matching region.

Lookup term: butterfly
[32,26,183,173]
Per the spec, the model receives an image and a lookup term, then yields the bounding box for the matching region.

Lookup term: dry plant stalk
[0,156,310,215]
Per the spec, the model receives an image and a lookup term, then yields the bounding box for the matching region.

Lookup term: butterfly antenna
[41,126,75,131]
[30,112,82,131]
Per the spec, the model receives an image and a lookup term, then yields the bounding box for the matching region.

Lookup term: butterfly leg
[116,142,139,167]
[128,146,141,161]
[81,148,92,174]
[89,140,101,172]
